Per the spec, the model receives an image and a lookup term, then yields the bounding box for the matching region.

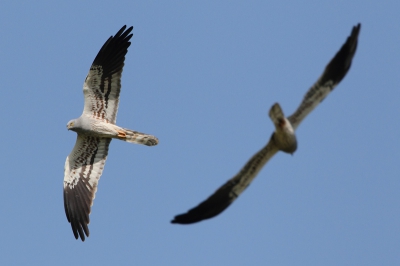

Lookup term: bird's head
[67,120,76,130]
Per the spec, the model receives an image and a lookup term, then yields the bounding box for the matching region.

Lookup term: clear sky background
[0,1,399,265]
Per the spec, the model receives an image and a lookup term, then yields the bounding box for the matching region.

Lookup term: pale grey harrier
[64,26,158,241]
[172,24,360,224]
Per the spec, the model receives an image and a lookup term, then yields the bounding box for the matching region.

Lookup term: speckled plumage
[172,23,360,225]
[64,26,158,241]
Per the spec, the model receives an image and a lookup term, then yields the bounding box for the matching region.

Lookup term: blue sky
[0,1,399,265]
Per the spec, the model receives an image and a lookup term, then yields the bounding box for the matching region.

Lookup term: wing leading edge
[171,24,360,225]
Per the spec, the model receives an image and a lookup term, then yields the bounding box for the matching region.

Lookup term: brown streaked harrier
[172,23,361,224]
[64,25,158,241]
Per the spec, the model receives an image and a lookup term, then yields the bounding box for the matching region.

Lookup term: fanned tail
[118,128,159,146]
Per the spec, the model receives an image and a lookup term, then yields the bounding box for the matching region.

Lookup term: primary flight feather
[172,23,361,224]
[64,25,158,241]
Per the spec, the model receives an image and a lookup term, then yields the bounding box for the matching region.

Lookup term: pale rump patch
[117,130,126,138]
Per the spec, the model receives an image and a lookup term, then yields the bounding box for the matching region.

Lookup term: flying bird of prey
[172,23,361,224]
[64,25,158,241]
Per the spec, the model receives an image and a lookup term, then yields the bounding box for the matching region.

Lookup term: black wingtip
[91,25,134,76]
[171,204,230,225]
[171,201,232,224]
[354,23,361,33]
[64,183,91,241]
[320,23,361,86]
[171,180,238,224]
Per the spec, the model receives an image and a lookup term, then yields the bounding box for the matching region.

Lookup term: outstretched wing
[82,25,133,124]
[171,141,279,224]
[63,135,111,241]
[171,24,360,225]
[288,24,360,130]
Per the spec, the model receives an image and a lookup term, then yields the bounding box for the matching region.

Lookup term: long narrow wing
[171,141,279,224]
[171,24,360,225]
[82,25,133,124]
[288,24,360,130]
[63,135,111,241]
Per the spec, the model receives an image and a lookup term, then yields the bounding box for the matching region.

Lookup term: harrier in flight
[172,24,361,224]
[64,26,158,241]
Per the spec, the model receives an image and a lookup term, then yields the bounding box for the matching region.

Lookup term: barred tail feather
[118,129,159,146]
